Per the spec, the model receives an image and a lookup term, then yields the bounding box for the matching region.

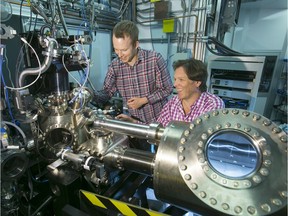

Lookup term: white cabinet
[207,55,266,112]
[270,59,287,124]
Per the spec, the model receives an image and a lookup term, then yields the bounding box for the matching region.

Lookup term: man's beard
[127,47,138,63]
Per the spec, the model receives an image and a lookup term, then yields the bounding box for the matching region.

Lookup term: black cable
[217,0,225,41]
[206,36,252,56]
[28,14,38,45]
[206,42,225,56]
[209,37,242,55]
[39,24,52,36]
[28,4,33,32]
[19,0,25,34]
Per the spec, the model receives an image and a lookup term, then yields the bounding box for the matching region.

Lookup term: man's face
[174,66,201,101]
[112,35,138,64]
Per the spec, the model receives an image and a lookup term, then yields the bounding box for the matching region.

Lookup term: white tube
[2,121,27,147]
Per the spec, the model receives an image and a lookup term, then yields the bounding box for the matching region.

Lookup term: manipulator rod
[93,117,164,145]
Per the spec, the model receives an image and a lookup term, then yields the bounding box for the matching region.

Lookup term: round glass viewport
[46,128,73,148]
[206,131,258,178]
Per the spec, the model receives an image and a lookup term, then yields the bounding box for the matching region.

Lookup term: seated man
[117,58,225,126]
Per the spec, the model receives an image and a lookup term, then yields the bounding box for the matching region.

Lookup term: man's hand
[116,114,137,123]
[127,97,148,109]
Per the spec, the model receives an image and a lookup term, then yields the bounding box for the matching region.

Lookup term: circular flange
[177,109,287,216]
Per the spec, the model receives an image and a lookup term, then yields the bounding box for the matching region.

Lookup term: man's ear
[196,81,202,88]
[135,41,139,49]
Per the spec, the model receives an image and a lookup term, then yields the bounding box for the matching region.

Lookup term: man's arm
[93,66,117,106]
[93,89,111,106]
[127,97,148,109]
[146,53,173,104]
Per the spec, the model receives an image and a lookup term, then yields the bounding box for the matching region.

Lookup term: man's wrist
[142,97,148,105]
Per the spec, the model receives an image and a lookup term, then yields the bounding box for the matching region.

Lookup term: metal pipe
[62,151,84,165]
[30,1,51,25]
[132,0,137,23]
[184,0,192,51]
[116,0,131,19]
[30,196,53,216]
[93,117,164,143]
[197,0,207,61]
[176,19,182,52]
[137,13,198,57]
[56,0,69,36]
[122,148,155,176]
[18,39,56,87]
[137,14,198,24]
[139,36,200,44]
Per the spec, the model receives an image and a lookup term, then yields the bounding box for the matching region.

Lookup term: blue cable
[0,46,15,122]
[81,0,87,24]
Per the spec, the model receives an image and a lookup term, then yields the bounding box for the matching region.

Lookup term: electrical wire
[2,120,28,149]
[3,87,15,122]
[61,44,84,87]
[28,3,33,33]
[56,0,69,36]
[61,41,90,110]
[19,0,24,34]
[116,0,131,19]
[0,46,15,122]
[29,14,39,45]
[4,48,14,88]
[15,42,26,87]
[206,36,249,56]
[70,67,90,108]
[4,37,42,91]
[81,0,88,24]
[209,37,241,54]
[62,44,90,111]
[40,24,52,36]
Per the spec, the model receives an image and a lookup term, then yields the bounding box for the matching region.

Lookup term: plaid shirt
[94,48,173,124]
[157,92,225,127]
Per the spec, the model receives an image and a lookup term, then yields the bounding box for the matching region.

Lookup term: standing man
[94,20,173,150]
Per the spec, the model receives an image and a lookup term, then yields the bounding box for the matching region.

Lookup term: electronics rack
[207,55,266,111]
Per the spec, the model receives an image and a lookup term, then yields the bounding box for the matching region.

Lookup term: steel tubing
[93,117,164,144]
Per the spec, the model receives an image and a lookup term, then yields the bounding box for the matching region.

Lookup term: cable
[4,37,42,91]
[39,24,52,36]
[0,46,15,122]
[19,0,24,34]
[4,48,14,88]
[206,36,250,56]
[206,42,224,56]
[4,87,15,122]
[81,0,88,24]
[1,120,28,149]
[61,44,82,87]
[64,43,90,84]
[56,0,69,36]
[28,14,39,46]
[15,41,26,86]
[117,0,131,19]
[28,3,33,33]
[61,42,90,109]
[209,37,242,54]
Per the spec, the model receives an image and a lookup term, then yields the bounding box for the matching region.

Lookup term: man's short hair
[113,20,139,46]
[173,58,208,92]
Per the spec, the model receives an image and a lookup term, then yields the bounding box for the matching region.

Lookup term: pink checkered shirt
[157,92,225,127]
